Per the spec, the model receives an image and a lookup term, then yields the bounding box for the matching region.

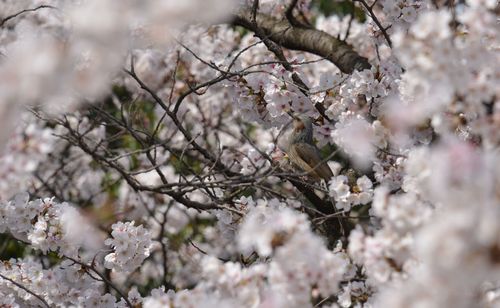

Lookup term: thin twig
[0,5,56,27]
[0,273,51,308]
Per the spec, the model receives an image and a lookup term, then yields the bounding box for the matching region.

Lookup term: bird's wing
[293,142,333,180]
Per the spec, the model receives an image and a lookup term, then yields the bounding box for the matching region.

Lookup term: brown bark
[232,10,371,74]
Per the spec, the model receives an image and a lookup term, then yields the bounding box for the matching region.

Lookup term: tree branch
[232,9,371,74]
[0,273,50,308]
[354,0,392,47]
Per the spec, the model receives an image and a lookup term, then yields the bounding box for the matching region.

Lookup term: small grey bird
[287,114,333,181]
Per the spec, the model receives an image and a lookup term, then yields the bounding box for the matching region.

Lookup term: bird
[287,114,334,181]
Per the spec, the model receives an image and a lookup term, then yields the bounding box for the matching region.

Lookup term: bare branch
[0,5,56,27]
[354,0,393,47]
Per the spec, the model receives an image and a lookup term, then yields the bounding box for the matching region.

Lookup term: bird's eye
[294,121,305,130]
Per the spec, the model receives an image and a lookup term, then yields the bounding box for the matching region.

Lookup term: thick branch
[232,10,371,74]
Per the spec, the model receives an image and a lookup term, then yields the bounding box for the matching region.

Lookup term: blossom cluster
[0,193,100,257]
[0,258,121,308]
[104,221,153,274]
[143,203,353,308]
[329,175,374,211]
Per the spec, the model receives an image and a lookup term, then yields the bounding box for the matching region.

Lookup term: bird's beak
[287,111,300,121]
[287,110,296,119]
